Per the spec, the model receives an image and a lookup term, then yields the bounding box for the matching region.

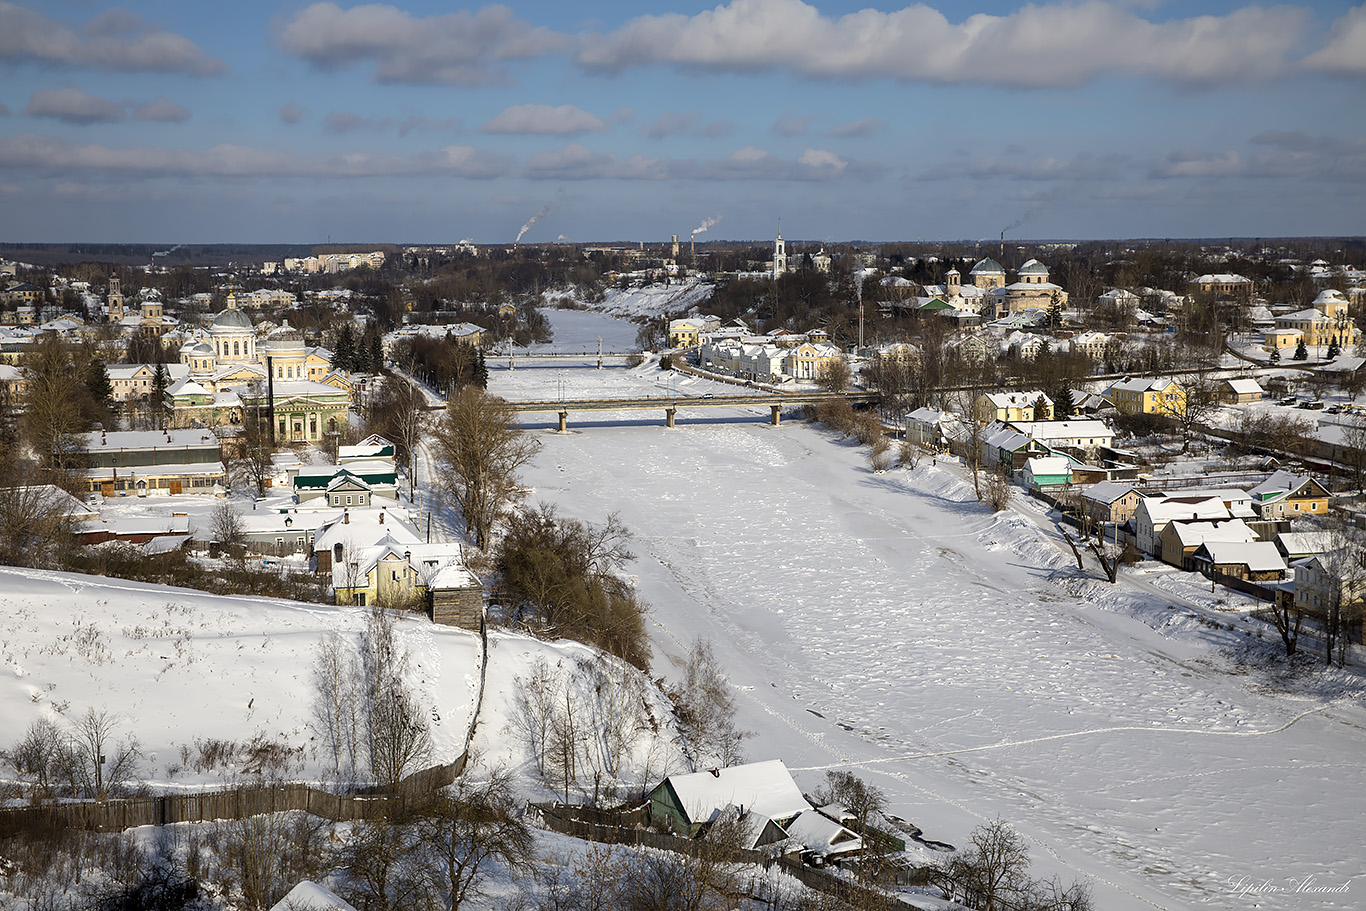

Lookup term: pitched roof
[1193,541,1287,572]
[662,760,810,827]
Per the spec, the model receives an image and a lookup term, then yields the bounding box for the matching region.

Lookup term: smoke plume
[691,215,721,236]
[515,203,552,244]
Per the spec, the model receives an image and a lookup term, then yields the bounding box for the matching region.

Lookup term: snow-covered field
[489,312,1366,911]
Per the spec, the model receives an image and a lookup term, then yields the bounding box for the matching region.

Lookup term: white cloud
[481,104,608,135]
[24,88,126,125]
[278,2,565,86]
[0,1,227,75]
[797,148,846,173]
[0,134,509,180]
[575,0,1309,89]
[131,97,190,123]
[279,103,309,124]
[1303,4,1366,77]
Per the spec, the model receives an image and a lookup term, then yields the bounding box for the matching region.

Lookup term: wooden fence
[0,757,464,838]
[534,803,916,911]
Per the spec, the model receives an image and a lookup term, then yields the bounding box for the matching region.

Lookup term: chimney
[343,511,349,524]
[379,511,385,525]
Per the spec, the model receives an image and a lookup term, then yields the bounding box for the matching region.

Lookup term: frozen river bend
[514,410,1366,911]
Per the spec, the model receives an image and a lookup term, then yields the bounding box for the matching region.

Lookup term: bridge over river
[504,390,880,430]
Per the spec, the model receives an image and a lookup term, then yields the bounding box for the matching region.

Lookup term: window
[346,495,353,505]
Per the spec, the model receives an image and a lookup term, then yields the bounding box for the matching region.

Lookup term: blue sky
[2,0,1364,244]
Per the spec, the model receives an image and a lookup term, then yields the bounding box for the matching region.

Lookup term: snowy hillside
[496,352,1366,911]
[0,567,686,797]
[543,281,714,319]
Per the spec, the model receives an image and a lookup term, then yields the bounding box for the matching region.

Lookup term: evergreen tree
[369,331,384,373]
[150,361,170,424]
[83,359,114,427]
[1293,339,1308,361]
[474,348,488,390]
[1269,348,1281,364]
[333,323,356,373]
[1050,379,1074,419]
[1327,339,1341,360]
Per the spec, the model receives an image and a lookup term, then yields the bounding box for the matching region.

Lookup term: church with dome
[165,296,354,443]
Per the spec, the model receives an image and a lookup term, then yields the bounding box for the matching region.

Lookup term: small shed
[1221,378,1264,404]
[1022,456,1072,490]
[429,563,483,630]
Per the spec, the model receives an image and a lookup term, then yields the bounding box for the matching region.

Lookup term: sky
[1,0,1364,245]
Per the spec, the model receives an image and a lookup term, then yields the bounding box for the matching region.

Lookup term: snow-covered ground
[0,565,684,795]
[484,311,1366,911]
[543,281,713,320]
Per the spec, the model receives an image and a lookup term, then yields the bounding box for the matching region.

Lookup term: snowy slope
[495,328,1366,911]
[0,567,685,797]
[543,282,714,319]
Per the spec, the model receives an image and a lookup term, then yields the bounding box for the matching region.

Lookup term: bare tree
[309,630,363,782]
[362,608,433,788]
[1315,520,1366,667]
[815,358,853,394]
[0,475,76,567]
[938,818,1034,911]
[230,417,275,497]
[812,771,890,882]
[896,438,921,470]
[414,769,534,910]
[430,388,541,550]
[63,708,141,801]
[671,640,746,769]
[368,377,428,502]
[209,500,246,557]
[5,717,64,801]
[984,468,1013,512]
[1339,419,1366,493]
[21,333,90,474]
[1162,374,1222,454]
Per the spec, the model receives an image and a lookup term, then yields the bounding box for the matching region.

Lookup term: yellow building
[974,391,1053,423]
[1272,291,1360,351]
[668,319,703,347]
[1109,376,1185,416]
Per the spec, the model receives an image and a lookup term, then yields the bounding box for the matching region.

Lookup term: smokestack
[1001,231,1005,261]
[691,233,695,257]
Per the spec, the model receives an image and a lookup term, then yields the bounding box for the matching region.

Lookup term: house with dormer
[1248,471,1332,519]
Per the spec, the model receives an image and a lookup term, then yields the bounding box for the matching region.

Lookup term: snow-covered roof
[270,882,357,911]
[1018,259,1049,275]
[782,808,862,856]
[1081,481,1139,504]
[1012,420,1115,441]
[1275,532,1335,557]
[1024,456,1071,476]
[84,428,220,451]
[1169,518,1257,549]
[663,760,810,826]
[1225,378,1263,395]
[970,258,1005,275]
[1249,469,1318,501]
[1194,541,1287,573]
[1140,496,1230,524]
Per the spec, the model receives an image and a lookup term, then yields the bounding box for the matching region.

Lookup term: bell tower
[773,221,788,278]
[108,276,124,322]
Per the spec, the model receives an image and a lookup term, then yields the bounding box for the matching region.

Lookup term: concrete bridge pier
[770,405,782,426]
[557,411,568,432]
[665,407,676,428]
